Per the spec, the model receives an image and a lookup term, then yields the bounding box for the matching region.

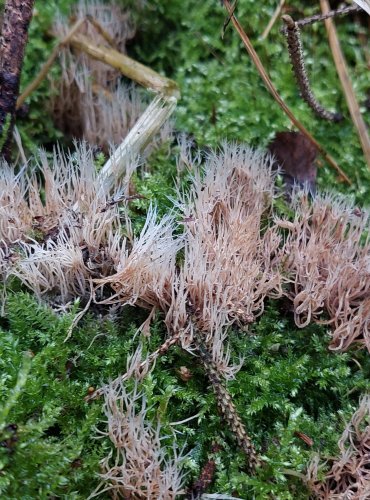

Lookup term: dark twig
[99,194,147,213]
[222,0,238,39]
[281,3,361,33]
[194,337,260,473]
[282,14,342,122]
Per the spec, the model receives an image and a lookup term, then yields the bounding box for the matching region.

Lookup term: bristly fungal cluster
[1,139,369,495]
[90,353,187,499]
[307,395,370,499]
[51,1,143,149]
[277,191,370,352]
[0,143,140,301]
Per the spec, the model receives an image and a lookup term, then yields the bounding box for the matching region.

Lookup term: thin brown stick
[280,4,360,33]
[222,0,351,184]
[320,0,370,170]
[261,0,285,40]
[16,17,86,109]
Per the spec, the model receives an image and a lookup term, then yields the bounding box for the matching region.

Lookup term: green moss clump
[1,293,368,498]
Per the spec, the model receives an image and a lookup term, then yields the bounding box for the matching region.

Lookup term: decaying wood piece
[222,0,351,185]
[0,0,35,161]
[320,0,370,170]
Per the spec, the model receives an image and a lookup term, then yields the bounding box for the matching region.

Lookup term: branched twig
[282,14,342,122]
[280,3,361,33]
[222,0,351,184]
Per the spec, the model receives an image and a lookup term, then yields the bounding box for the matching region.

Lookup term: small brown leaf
[268,131,318,193]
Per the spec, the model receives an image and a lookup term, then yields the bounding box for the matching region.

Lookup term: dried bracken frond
[278,190,370,351]
[91,378,187,499]
[307,395,370,499]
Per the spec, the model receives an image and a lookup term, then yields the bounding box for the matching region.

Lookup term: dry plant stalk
[222,0,351,184]
[320,0,370,169]
[51,1,141,148]
[48,0,177,194]
[307,395,370,499]
[51,1,179,190]
[69,33,179,98]
[277,190,370,352]
[16,17,86,109]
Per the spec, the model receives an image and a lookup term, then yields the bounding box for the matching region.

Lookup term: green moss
[0,293,145,498]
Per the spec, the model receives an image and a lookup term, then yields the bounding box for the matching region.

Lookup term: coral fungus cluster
[277,192,370,351]
[1,140,369,496]
[307,395,370,499]
[52,1,142,149]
